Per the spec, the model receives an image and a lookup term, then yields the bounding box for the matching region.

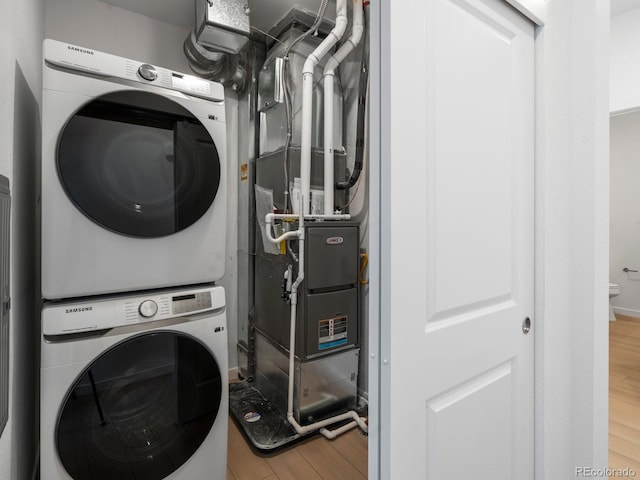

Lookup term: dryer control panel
[43,39,224,102]
[42,285,225,336]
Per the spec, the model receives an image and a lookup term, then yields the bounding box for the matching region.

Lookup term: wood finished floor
[610,314,640,474]
[226,315,640,479]
[226,414,368,480]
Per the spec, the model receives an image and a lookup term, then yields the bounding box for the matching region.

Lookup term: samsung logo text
[67,46,94,55]
[65,306,93,314]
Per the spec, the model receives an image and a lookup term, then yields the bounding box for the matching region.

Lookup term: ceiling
[97,0,640,31]
[97,0,336,35]
[611,0,640,16]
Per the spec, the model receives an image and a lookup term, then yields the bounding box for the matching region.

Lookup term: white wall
[610,111,640,316]
[611,6,640,113]
[44,0,241,370]
[534,0,609,477]
[44,0,191,73]
[0,0,44,478]
[610,4,640,318]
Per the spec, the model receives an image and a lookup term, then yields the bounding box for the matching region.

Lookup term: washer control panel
[43,285,225,336]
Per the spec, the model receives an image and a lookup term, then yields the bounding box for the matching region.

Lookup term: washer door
[56,332,223,480]
[57,91,221,238]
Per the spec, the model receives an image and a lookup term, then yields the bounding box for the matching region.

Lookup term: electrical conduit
[323,0,364,214]
[300,0,348,215]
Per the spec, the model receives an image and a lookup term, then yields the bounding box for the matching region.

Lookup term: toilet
[609,283,621,321]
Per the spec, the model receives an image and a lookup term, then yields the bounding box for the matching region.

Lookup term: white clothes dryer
[41,39,227,299]
[40,285,228,480]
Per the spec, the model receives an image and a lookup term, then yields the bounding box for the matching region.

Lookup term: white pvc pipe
[264,213,352,244]
[300,0,348,215]
[323,0,364,215]
[323,67,335,215]
[320,420,358,439]
[289,408,368,436]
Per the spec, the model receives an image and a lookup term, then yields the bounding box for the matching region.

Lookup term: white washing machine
[41,39,227,300]
[41,285,228,480]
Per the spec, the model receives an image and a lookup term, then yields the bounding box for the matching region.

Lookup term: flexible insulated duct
[183,29,253,95]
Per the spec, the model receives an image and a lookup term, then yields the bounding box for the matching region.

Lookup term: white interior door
[380,0,534,478]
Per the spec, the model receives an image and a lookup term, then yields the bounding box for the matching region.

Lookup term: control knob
[139,299,158,318]
[138,64,158,81]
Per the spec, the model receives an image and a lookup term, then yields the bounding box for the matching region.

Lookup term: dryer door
[56,331,223,480]
[57,90,221,237]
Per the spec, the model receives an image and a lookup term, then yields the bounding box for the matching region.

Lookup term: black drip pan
[229,381,309,450]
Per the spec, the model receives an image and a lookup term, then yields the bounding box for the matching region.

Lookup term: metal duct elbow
[183,30,252,95]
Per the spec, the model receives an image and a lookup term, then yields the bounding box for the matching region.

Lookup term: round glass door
[57,91,221,237]
[56,332,223,480]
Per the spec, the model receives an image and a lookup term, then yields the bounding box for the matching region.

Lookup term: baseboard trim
[613,312,640,323]
[613,306,640,319]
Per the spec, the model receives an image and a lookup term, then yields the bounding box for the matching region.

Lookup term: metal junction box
[195,0,250,54]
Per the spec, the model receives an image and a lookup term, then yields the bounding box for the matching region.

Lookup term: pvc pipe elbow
[324,58,339,76]
[311,31,343,66]
[348,1,365,50]
[303,56,318,75]
[333,0,349,38]
[323,17,364,74]
[335,4,349,28]
[319,421,358,439]
[305,2,348,73]
[292,273,304,290]
[264,214,300,244]
[351,24,364,45]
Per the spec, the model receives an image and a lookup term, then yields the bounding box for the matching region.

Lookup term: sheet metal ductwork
[184,0,253,94]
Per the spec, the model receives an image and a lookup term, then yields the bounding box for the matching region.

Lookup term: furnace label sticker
[318,315,348,350]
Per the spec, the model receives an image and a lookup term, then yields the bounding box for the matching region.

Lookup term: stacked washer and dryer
[40,40,229,480]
